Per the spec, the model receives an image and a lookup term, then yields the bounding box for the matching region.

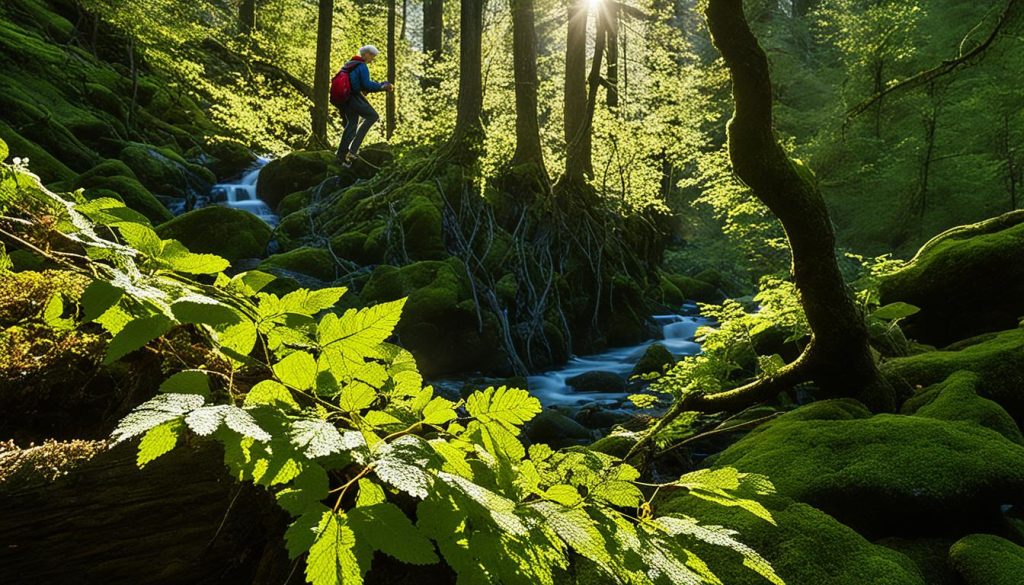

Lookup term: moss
[256,150,342,210]
[398,195,445,261]
[902,371,1024,444]
[654,493,925,585]
[605,311,644,347]
[948,534,1024,585]
[119,144,213,198]
[877,538,959,585]
[274,209,314,252]
[0,270,89,324]
[658,274,685,307]
[277,190,311,219]
[156,206,272,262]
[74,164,172,224]
[199,138,257,180]
[708,399,1024,536]
[361,259,508,376]
[495,273,518,305]
[258,247,335,282]
[0,440,105,490]
[0,121,74,183]
[883,328,1024,422]
[83,82,126,119]
[666,273,721,303]
[632,342,674,377]
[879,212,1024,345]
[588,432,639,458]
[329,231,384,265]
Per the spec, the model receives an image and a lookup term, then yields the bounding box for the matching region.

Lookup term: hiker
[332,45,394,167]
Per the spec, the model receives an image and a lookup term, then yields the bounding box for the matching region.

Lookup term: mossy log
[0,441,295,585]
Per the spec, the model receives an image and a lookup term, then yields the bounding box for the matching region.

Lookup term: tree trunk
[562,0,590,185]
[239,0,256,35]
[510,0,545,171]
[0,441,293,585]
[446,0,484,162]
[422,0,444,88]
[604,1,619,108]
[387,0,397,139]
[311,0,334,147]
[704,0,892,409]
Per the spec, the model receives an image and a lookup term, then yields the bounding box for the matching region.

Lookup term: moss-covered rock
[632,342,675,377]
[901,371,1023,444]
[587,432,639,458]
[949,534,1024,585]
[73,161,172,224]
[361,259,508,376]
[329,231,384,266]
[156,206,272,262]
[0,121,74,183]
[708,399,1024,535]
[198,138,257,180]
[277,190,311,219]
[665,273,721,303]
[397,195,445,261]
[565,371,626,393]
[256,150,346,210]
[258,247,336,282]
[879,212,1024,345]
[883,327,1024,422]
[525,410,593,448]
[877,538,959,585]
[653,493,925,585]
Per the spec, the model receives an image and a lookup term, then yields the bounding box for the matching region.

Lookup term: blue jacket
[349,61,385,94]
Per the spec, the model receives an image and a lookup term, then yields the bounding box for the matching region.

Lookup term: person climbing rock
[331,45,394,167]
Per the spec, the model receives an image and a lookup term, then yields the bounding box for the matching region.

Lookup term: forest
[0,0,1023,583]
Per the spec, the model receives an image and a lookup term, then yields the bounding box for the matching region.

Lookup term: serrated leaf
[318,299,406,361]
[184,405,271,441]
[349,502,439,565]
[422,397,456,425]
[591,480,644,509]
[81,279,123,323]
[159,239,230,274]
[290,418,368,459]
[373,435,437,499]
[245,380,300,410]
[104,314,173,363]
[281,287,348,315]
[277,465,330,516]
[652,515,783,585]
[286,506,330,559]
[465,386,541,430]
[306,511,363,585]
[171,294,241,326]
[117,222,162,257]
[274,351,317,390]
[355,478,386,507]
[159,370,210,397]
[543,484,583,507]
[629,393,661,409]
[137,419,181,467]
[112,393,205,443]
[215,319,257,360]
[339,382,376,412]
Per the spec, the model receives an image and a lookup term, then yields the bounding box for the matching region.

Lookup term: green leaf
[81,279,123,323]
[422,397,457,425]
[137,419,181,467]
[236,270,277,294]
[277,465,330,516]
[159,370,210,397]
[286,505,330,559]
[373,435,437,499]
[339,382,376,412]
[465,386,542,430]
[652,515,783,585]
[281,287,348,315]
[0,137,8,160]
[543,484,583,507]
[42,293,71,329]
[171,294,241,326]
[215,319,257,360]
[355,478,386,507]
[184,405,271,441]
[290,418,368,460]
[116,222,163,258]
[274,351,318,390]
[245,380,300,411]
[112,393,205,443]
[159,239,230,274]
[871,302,920,321]
[591,481,644,509]
[104,314,173,364]
[306,511,363,585]
[318,299,406,360]
[628,393,661,409]
[349,502,439,565]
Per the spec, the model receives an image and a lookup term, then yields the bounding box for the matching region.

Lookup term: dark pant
[337,94,378,157]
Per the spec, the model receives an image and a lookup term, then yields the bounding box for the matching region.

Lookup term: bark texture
[510,0,545,170]
[446,0,484,162]
[311,0,334,146]
[562,0,590,184]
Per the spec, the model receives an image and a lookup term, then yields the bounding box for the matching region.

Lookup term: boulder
[156,206,272,262]
[256,150,352,210]
[653,493,925,585]
[879,211,1024,346]
[199,138,257,180]
[900,371,1023,444]
[361,259,509,376]
[707,398,1024,536]
[949,534,1024,585]
[883,327,1024,422]
[258,247,336,282]
[119,144,214,198]
[566,371,626,393]
[74,160,172,224]
[398,196,445,261]
[525,410,593,448]
[631,343,675,377]
[877,538,959,585]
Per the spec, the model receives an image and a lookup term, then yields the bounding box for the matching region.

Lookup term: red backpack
[330,57,363,107]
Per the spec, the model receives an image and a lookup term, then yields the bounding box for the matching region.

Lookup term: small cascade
[526,309,711,408]
[202,157,279,226]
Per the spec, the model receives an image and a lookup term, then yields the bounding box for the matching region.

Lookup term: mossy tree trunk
[239,0,256,35]
[445,0,484,164]
[562,0,590,186]
[604,1,619,108]
[311,0,334,148]
[422,0,444,88]
[703,0,892,410]
[510,0,545,173]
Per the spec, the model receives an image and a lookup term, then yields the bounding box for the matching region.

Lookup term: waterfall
[204,157,279,227]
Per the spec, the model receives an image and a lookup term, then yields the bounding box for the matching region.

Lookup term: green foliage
[0,162,784,585]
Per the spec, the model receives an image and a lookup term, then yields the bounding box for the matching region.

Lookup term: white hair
[359,45,380,57]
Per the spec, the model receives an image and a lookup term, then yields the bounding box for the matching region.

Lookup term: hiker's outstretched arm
[357,64,386,92]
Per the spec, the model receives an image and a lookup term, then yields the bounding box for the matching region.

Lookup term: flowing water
[527,306,710,409]
[204,158,279,227]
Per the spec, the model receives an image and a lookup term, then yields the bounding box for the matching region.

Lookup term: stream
[172,158,279,227]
